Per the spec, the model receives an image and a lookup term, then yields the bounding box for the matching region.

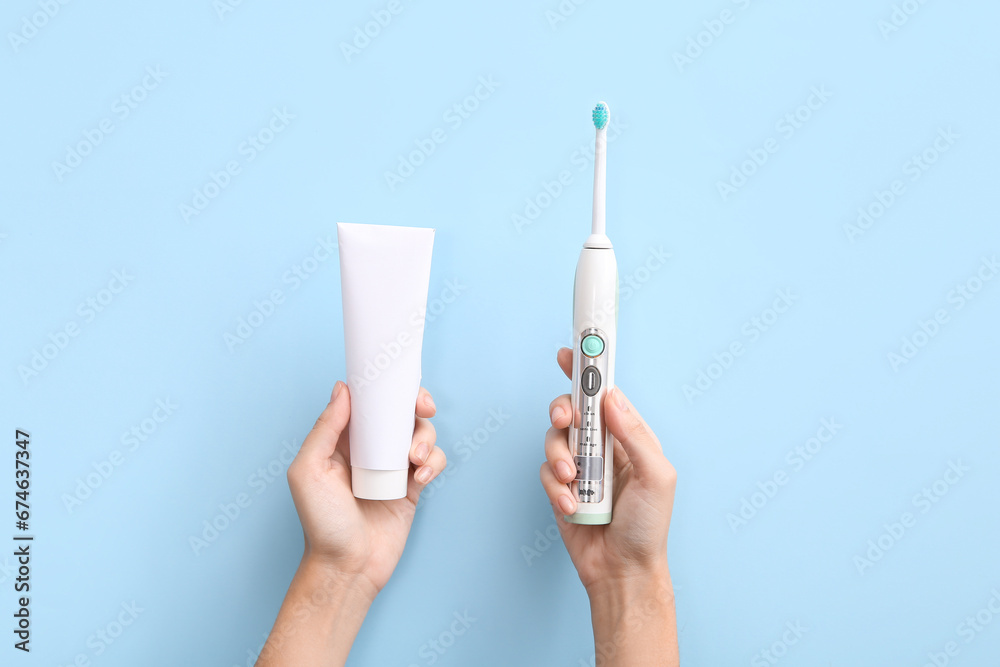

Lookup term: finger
[548,394,573,429]
[407,445,447,503]
[415,387,436,419]
[611,436,631,474]
[540,461,577,516]
[604,386,664,476]
[544,426,577,484]
[557,347,573,379]
[299,381,351,462]
[408,417,437,466]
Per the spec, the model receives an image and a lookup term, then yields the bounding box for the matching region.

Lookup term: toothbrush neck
[592,129,607,236]
[584,233,612,249]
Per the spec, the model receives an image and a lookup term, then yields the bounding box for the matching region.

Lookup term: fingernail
[558,495,575,515]
[333,381,344,399]
[612,386,627,411]
[416,466,432,484]
[556,460,574,482]
[424,394,435,410]
[415,442,430,463]
[551,406,564,423]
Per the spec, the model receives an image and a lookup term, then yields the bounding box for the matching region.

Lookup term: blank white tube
[337,222,435,500]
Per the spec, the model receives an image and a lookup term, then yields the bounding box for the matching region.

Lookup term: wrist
[298,552,379,609]
[585,560,673,610]
[257,553,377,665]
[586,564,678,667]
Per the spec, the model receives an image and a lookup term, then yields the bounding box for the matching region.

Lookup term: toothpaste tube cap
[351,467,409,500]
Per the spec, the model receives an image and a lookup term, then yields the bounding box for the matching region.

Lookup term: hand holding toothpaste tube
[288,381,445,589]
[257,381,445,667]
[255,222,444,666]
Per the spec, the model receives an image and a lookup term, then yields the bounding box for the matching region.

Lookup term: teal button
[581,335,604,357]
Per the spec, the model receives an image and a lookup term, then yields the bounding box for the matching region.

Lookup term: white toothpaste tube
[337,222,435,500]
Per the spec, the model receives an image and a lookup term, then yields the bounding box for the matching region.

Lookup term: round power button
[581,334,604,357]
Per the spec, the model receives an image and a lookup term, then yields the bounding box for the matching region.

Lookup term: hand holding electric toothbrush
[541,349,679,666]
[540,103,679,665]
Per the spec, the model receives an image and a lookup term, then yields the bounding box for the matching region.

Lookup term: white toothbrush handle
[566,247,617,525]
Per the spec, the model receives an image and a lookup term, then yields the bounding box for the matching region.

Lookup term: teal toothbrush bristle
[592,103,608,130]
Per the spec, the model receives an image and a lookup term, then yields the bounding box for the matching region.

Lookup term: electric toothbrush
[566,102,617,525]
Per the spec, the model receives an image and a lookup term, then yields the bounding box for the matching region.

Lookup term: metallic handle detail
[571,327,609,504]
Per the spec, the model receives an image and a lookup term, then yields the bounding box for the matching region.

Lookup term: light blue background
[3,0,999,665]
